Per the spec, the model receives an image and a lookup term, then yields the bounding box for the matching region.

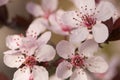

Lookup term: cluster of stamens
[24,56,37,68]
[71,54,85,67]
[73,5,100,29]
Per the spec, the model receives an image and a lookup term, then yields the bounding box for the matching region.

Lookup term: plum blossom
[26,0,70,36]
[4,44,56,80]
[4,18,48,56]
[61,0,116,43]
[3,19,56,80]
[0,0,9,6]
[56,39,108,80]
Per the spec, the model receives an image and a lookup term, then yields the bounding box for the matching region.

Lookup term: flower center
[25,56,37,67]
[73,6,98,29]
[71,55,84,67]
[81,14,96,29]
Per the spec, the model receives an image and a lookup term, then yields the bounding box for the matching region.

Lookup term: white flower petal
[61,11,81,28]
[56,61,73,79]
[0,0,9,6]
[56,40,76,59]
[72,0,95,14]
[13,66,30,80]
[37,31,51,45]
[92,23,109,43]
[95,1,115,21]
[4,54,25,68]
[70,69,87,80]
[26,18,47,38]
[35,45,56,62]
[26,2,44,17]
[32,65,48,80]
[86,56,108,73]
[6,35,22,50]
[78,39,98,57]
[69,27,89,45]
[41,0,58,13]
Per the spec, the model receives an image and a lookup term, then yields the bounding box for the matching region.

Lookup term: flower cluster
[2,0,120,80]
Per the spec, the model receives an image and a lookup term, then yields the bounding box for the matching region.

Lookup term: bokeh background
[0,0,120,80]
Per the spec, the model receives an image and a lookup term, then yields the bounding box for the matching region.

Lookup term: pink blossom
[56,39,108,80]
[3,18,56,80]
[61,0,116,43]
[4,18,49,56]
[26,0,70,35]
[4,44,56,80]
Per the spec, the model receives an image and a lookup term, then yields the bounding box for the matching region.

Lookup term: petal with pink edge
[56,61,73,79]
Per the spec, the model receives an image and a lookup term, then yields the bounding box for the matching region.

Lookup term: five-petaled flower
[26,0,69,36]
[3,18,56,80]
[56,39,108,80]
[61,0,116,44]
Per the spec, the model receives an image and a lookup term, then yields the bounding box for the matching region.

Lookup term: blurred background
[0,0,120,80]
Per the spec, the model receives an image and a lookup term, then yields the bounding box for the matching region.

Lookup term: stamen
[24,56,37,68]
[71,55,84,67]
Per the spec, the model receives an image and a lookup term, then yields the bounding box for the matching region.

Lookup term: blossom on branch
[61,0,116,43]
